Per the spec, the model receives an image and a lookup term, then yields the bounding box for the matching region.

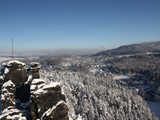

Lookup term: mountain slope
[95,41,160,56]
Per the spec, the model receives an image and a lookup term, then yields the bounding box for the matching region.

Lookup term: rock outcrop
[0,60,69,120]
[4,61,28,84]
[30,62,40,79]
[31,81,68,120]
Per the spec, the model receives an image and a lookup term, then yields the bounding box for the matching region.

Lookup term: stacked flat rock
[31,62,40,79]
[30,79,46,92]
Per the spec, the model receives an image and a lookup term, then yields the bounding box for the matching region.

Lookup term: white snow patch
[32,79,46,85]
[118,54,133,58]
[31,62,39,65]
[31,62,40,68]
[4,68,9,74]
[113,75,130,80]
[146,52,159,55]
[0,57,24,63]
[25,75,32,84]
[31,85,37,91]
[0,107,21,119]
[76,114,84,120]
[90,68,99,73]
[0,58,10,63]
[18,117,27,120]
[0,75,4,80]
[2,80,15,88]
[7,115,26,120]
[8,60,25,66]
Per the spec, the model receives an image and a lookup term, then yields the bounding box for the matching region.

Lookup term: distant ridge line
[94,41,160,56]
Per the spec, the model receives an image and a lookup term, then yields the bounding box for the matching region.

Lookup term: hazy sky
[0,0,160,54]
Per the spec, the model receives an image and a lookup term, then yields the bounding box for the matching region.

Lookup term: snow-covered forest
[0,54,160,119]
[22,54,160,119]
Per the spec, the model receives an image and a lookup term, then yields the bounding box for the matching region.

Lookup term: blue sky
[0,0,160,55]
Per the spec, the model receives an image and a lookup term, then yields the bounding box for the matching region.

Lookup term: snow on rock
[32,79,46,85]
[25,75,32,84]
[31,81,68,119]
[42,100,65,117]
[30,62,40,79]
[113,75,130,80]
[0,75,4,80]
[7,115,26,120]
[31,62,39,67]
[2,80,15,88]
[30,85,37,91]
[8,60,26,66]
[3,60,28,84]
[41,101,68,120]
[0,107,25,120]
[0,60,71,119]
[4,68,9,74]
[43,82,60,90]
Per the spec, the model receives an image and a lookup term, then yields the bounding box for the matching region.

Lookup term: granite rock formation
[0,60,69,120]
[30,62,40,79]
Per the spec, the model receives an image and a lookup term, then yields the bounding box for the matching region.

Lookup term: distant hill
[94,41,160,56]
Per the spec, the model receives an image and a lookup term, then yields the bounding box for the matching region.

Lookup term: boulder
[1,80,16,110]
[4,60,28,84]
[41,102,69,120]
[31,82,68,119]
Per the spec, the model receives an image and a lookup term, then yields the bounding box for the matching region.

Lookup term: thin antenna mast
[12,39,14,60]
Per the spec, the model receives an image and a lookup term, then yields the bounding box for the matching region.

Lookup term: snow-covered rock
[3,60,28,84]
[32,79,46,85]
[30,62,40,79]
[8,60,26,66]
[0,60,69,120]
[31,82,68,119]
[43,82,60,90]
[41,101,68,120]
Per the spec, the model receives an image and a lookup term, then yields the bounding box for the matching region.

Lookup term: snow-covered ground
[0,57,12,63]
[0,57,25,63]
[148,102,160,119]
